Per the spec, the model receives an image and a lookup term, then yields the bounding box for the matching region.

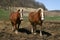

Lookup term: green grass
[45,16,60,21]
[0,9,60,21]
[23,16,28,21]
[0,9,9,20]
[23,16,60,21]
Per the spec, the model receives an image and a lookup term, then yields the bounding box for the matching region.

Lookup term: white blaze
[41,8,44,20]
[20,9,23,20]
[21,12,23,18]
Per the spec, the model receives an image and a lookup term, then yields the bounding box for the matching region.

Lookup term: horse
[10,9,23,34]
[28,8,44,36]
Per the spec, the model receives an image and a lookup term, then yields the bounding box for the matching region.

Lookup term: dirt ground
[0,20,60,40]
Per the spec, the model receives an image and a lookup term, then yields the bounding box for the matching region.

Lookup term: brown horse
[10,9,23,34]
[29,8,44,36]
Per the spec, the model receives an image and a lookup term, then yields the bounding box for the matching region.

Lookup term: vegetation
[45,16,60,21]
[0,0,47,10]
[0,9,9,20]
[0,9,60,21]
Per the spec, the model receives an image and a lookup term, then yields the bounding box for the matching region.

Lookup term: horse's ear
[18,9,20,12]
[21,9,23,13]
[22,9,23,12]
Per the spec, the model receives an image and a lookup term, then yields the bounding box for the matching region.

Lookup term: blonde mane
[36,8,43,12]
[36,8,44,20]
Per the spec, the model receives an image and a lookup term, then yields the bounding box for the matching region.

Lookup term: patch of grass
[0,9,9,20]
[45,16,60,21]
[23,16,60,21]
[0,9,60,21]
[23,16,29,21]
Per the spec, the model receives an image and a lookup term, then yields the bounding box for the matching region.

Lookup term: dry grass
[0,20,60,40]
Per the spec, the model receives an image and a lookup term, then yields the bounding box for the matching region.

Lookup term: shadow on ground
[18,28,52,37]
[18,28,31,34]
[36,30,52,37]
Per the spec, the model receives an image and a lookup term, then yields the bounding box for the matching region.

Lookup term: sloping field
[0,8,60,40]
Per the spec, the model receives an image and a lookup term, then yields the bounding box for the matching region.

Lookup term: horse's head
[20,9,24,21]
[17,9,23,21]
[37,8,44,21]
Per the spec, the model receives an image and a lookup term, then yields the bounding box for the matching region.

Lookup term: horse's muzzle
[20,18,23,21]
[41,17,44,21]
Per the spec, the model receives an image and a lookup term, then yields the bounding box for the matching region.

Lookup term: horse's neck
[37,10,41,16]
[16,11,20,14]
[36,10,41,19]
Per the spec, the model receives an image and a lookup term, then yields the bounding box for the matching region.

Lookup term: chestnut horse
[29,8,44,36]
[10,9,23,34]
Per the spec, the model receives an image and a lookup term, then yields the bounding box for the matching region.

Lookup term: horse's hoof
[15,30,18,34]
[34,33,37,35]
[40,34,42,36]
[20,18,23,21]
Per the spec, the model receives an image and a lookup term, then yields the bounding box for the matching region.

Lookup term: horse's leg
[40,25,42,36]
[11,22,15,31]
[13,24,18,34]
[33,25,36,35]
[18,23,20,29]
[18,21,21,29]
[40,21,43,36]
[31,23,36,35]
[11,22,16,31]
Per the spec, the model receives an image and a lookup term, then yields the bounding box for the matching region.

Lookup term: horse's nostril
[41,17,44,20]
[21,19,23,21]
[20,18,23,21]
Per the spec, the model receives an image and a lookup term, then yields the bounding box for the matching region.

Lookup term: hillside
[0,0,47,10]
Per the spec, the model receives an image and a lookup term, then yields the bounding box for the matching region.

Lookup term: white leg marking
[40,31,42,36]
[31,28,36,35]
[31,28,33,33]
[34,33,36,35]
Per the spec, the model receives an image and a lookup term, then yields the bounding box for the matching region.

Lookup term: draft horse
[29,8,44,36]
[10,9,23,34]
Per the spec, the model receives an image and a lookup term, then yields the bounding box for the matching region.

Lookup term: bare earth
[0,20,60,40]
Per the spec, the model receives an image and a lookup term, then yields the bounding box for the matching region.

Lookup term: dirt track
[0,21,60,40]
